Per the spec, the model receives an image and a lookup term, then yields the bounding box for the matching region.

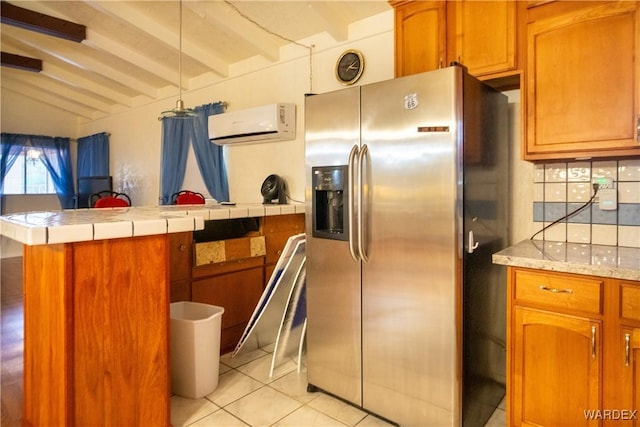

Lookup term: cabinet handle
[539,285,573,294]
[625,333,631,367]
[179,244,186,252]
[591,326,597,358]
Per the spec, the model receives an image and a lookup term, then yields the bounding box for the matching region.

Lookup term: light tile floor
[171,348,506,427]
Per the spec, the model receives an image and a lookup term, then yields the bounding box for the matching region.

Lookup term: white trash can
[170,301,225,399]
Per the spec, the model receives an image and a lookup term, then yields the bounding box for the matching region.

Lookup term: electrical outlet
[591,177,617,210]
[592,177,614,189]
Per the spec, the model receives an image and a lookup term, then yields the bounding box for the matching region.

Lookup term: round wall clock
[335,49,364,85]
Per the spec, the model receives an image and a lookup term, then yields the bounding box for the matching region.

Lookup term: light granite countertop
[493,240,640,281]
[0,203,305,246]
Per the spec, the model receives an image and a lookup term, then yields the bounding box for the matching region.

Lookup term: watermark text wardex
[584,409,638,420]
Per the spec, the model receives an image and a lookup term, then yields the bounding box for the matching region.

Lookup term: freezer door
[305,87,363,406]
[360,67,463,426]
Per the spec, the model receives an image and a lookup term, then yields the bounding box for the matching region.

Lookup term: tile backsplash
[532,159,640,248]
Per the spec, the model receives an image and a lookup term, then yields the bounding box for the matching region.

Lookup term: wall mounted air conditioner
[208,103,296,145]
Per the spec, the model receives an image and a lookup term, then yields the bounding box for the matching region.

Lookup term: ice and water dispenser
[312,165,349,241]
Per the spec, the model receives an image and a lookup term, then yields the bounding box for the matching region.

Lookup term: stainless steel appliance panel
[360,67,463,426]
[461,72,509,427]
[305,66,508,427]
[305,87,363,405]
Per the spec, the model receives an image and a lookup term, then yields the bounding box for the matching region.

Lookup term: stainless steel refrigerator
[304,65,509,427]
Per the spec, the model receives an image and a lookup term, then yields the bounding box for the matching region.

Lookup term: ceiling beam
[0,1,86,43]
[1,51,42,72]
[85,1,229,78]
[307,2,349,41]
[187,2,280,62]
[83,29,178,87]
[2,83,95,120]
[14,2,178,87]
[2,26,160,99]
[2,70,113,113]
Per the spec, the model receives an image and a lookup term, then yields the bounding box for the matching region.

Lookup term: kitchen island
[0,203,303,427]
[493,240,640,427]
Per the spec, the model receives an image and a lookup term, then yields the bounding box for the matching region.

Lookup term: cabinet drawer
[514,269,603,314]
[620,282,640,322]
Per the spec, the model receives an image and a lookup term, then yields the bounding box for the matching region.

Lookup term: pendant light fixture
[159,0,195,120]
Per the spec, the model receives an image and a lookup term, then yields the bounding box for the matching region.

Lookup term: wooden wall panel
[23,243,73,427]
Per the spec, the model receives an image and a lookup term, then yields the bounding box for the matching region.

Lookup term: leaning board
[231,234,305,357]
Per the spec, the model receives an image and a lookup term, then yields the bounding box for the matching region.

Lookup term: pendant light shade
[159,0,195,120]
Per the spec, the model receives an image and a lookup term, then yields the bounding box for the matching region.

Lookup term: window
[2,148,56,194]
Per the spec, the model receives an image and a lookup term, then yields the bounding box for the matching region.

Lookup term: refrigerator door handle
[467,230,480,254]
[358,144,370,263]
[348,144,360,262]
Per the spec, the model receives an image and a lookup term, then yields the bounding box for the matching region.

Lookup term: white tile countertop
[493,240,640,281]
[0,203,305,246]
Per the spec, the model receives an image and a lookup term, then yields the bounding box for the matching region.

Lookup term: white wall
[504,90,535,245]
[1,88,79,137]
[76,11,395,206]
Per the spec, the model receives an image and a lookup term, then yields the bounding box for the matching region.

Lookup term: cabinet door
[192,267,264,351]
[525,1,640,160]
[513,307,601,426]
[619,328,640,426]
[393,1,446,77]
[169,231,192,282]
[450,0,516,76]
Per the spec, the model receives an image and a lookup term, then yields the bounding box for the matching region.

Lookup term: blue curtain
[192,102,229,202]
[159,118,194,205]
[159,101,229,205]
[0,133,25,193]
[0,133,74,209]
[77,132,109,177]
[31,136,75,209]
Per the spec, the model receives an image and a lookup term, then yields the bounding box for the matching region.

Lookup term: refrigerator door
[360,67,463,426]
[305,87,363,405]
[461,72,509,427]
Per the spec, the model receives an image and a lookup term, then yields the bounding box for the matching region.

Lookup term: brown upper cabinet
[524,1,640,160]
[392,0,640,162]
[392,1,447,77]
[391,0,519,83]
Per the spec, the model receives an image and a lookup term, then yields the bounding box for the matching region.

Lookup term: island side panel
[72,235,170,426]
[22,234,171,427]
[23,243,74,427]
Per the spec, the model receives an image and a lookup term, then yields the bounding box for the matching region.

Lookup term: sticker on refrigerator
[418,126,450,133]
[404,93,418,110]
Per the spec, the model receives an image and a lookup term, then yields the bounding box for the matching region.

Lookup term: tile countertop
[493,240,640,281]
[0,203,305,246]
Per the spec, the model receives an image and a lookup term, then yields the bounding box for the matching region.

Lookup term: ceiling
[0,1,391,121]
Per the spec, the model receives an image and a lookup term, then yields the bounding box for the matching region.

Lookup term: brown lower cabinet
[169,213,304,354]
[507,267,640,427]
[192,259,265,353]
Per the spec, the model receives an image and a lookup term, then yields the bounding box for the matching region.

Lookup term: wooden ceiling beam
[1,52,42,73]
[1,1,86,43]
